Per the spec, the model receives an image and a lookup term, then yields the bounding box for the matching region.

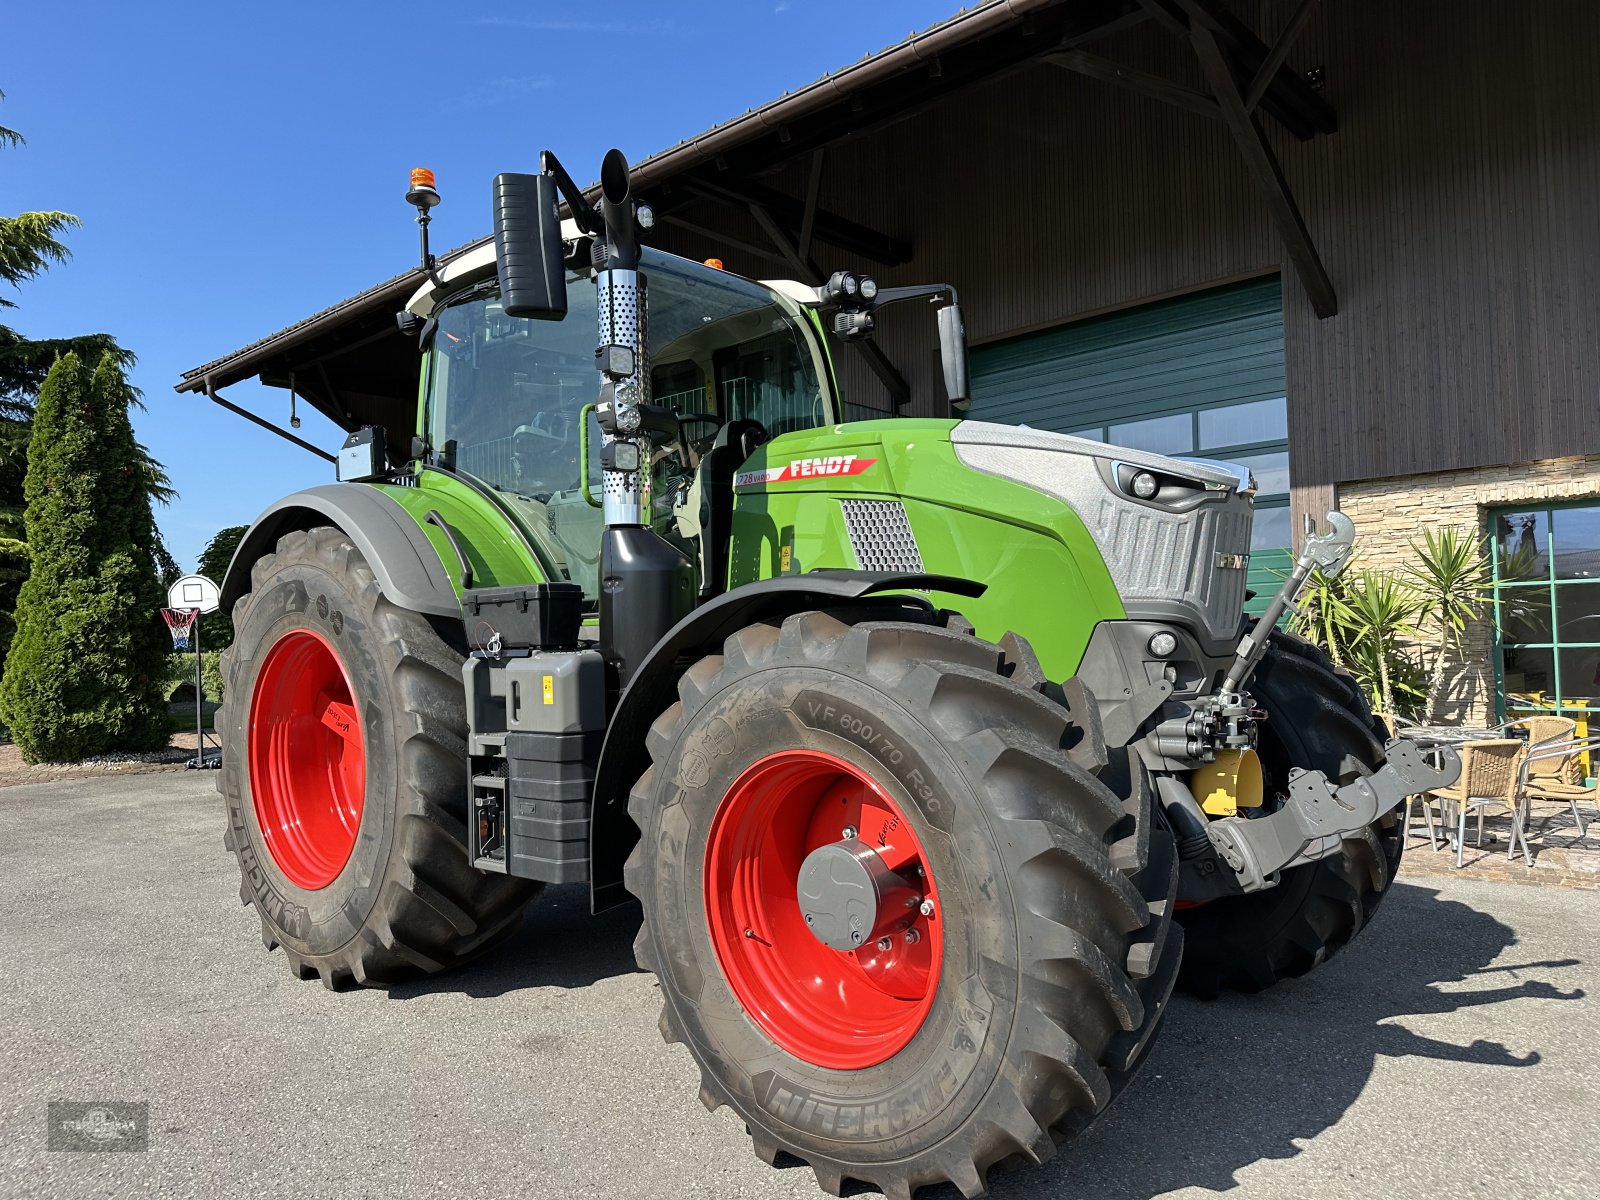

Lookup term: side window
[714,331,826,438]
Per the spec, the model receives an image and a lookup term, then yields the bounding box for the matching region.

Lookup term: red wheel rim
[704,750,943,1070]
[248,629,366,891]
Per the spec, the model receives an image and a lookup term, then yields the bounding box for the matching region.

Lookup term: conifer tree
[0,352,170,760]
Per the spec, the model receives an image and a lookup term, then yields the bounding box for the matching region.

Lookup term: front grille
[840,500,924,572]
[1088,491,1253,638]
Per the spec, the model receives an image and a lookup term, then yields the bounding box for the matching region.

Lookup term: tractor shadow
[963,880,1583,1200]
[388,884,642,1000]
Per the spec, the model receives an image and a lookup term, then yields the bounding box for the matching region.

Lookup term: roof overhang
[176,0,1340,440]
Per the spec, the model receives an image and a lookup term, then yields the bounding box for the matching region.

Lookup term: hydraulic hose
[1156,774,1215,861]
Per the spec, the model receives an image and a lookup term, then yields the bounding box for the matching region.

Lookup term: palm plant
[1339,569,1425,717]
[1290,562,1429,718]
[1406,528,1492,721]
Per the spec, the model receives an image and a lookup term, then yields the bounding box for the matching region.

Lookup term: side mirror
[491,172,567,320]
[937,301,969,405]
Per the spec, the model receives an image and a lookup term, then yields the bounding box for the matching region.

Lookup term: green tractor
[212,150,1454,1198]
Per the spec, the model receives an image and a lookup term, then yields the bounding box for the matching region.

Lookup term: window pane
[1108,412,1192,455]
[1250,504,1292,551]
[1558,648,1600,703]
[1500,646,1557,699]
[1198,398,1287,449]
[1068,427,1105,442]
[1227,450,1290,497]
[1497,585,1553,644]
[1552,506,1600,581]
[1556,582,1600,645]
[1493,510,1549,581]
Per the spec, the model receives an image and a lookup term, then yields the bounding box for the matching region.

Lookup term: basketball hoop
[162,607,199,651]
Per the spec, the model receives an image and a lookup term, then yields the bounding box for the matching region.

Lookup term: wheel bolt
[849,930,862,944]
[804,914,814,925]
[877,937,893,952]
[904,928,920,945]
[919,899,935,918]
[842,825,858,840]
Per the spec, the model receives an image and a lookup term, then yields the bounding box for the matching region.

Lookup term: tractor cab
[409,242,834,605]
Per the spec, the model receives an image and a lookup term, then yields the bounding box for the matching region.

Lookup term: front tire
[626,613,1179,1198]
[1176,630,1400,996]
[219,526,538,988]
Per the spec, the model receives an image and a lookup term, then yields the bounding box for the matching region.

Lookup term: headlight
[1131,471,1159,499]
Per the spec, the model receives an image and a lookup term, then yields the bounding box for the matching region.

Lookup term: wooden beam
[851,340,915,406]
[798,149,825,263]
[656,214,778,265]
[1179,0,1335,136]
[682,176,911,266]
[746,203,815,280]
[1133,0,1188,38]
[1046,50,1220,121]
[1189,25,1336,317]
[746,202,911,406]
[1245,0,1319,113]
[1058,7,1150,49]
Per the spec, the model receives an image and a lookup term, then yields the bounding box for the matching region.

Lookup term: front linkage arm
[1203,738,1461,894]
[1155,511,1463,896]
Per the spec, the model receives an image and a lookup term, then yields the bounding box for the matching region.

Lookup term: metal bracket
[1207,738,1461,892]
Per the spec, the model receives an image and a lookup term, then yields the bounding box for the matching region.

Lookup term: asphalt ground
[2,773,1595,1200]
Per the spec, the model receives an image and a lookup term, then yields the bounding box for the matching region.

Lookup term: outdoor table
[1405,725,1502,750]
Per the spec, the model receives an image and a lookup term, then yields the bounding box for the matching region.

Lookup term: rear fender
[588,571,985,912]
[221,483,459,619]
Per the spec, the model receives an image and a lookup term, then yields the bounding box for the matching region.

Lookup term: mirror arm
[540,150,603,236]
[867,283,957,308]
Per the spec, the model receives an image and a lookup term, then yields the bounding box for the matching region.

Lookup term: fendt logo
[734,455,877,488]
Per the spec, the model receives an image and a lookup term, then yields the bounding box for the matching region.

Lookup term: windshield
[424,249,830,602]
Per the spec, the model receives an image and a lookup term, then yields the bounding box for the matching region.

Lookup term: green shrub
[164,650,223,705]
[0,353,170,761]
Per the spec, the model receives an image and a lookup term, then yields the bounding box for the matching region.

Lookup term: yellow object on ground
[1193,747,1264,816]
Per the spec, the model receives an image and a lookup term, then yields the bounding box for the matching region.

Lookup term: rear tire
[218,526,538,988]
[1176,630,1400,997]
[625,613,1179,1198]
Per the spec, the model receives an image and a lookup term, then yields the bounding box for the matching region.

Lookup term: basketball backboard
[168,573,222,614]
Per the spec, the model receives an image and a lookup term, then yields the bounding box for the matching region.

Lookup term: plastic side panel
[729,428,1124,680]
[372,472,548,594]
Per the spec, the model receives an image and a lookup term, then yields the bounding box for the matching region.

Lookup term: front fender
[587,570,984,912]
[221,483,459,619]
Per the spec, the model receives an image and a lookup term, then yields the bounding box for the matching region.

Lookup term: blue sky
[2,1,954,571]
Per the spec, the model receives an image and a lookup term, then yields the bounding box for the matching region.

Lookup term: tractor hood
[950,421,1252,493]
[949,419,1256,655]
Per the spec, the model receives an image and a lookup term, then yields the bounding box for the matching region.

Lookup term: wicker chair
[1428,739,1530,867]
[1518,734,1600,841]
[1510,715,1577,749]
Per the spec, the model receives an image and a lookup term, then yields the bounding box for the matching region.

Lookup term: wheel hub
[247,628,366,891]
[796,838,921,952]
[703,749,943,1070]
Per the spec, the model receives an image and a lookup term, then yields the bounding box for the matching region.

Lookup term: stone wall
[1337,456,1600,724]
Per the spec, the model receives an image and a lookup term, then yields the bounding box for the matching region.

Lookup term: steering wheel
[676,412,723,457]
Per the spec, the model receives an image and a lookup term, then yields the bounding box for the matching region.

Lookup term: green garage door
[966,277,1290,611]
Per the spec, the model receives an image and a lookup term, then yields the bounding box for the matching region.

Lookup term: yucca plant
[1290,566,1355,669]
[1339,569,1426,717]
[1406,528,1492,721]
